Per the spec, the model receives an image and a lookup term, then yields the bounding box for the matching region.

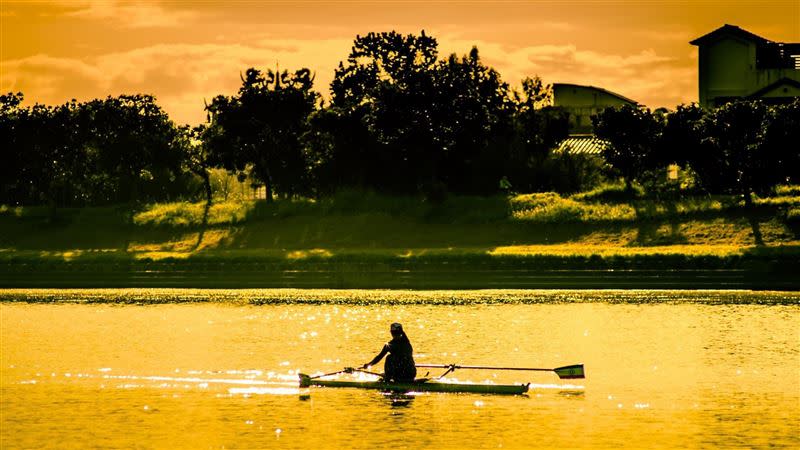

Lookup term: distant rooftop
[553,83,639,105]
[691,24,800,70]
[555,134,608,155]
[747,77,800,98]
[690,24,773,46]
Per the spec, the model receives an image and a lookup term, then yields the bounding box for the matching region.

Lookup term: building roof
[690,24,772,46]
[553,83,639,105]
[747,77,800,98]
[555,134,609,155]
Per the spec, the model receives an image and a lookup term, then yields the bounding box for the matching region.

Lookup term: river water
[1,289,798,449]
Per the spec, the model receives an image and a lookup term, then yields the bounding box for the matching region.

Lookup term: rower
[360,323,417,383]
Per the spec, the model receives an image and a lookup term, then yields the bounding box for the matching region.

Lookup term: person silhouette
[361,323,417,382]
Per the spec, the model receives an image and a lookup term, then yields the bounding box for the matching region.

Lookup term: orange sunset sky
[2,0,798,125]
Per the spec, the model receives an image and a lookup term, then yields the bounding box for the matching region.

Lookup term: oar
[349,367,385,378]
[309,367,386,380]
[416,363,585,379]
[308,367,357,380]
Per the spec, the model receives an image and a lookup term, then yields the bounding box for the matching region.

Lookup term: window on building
[756,42,799,69]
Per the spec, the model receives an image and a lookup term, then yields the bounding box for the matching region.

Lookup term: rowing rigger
[298,363,584,395]
[416,363,586,380]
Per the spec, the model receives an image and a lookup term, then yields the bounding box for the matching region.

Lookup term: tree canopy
[593,105,663,191]
[203,68,319,201]
[3,31,798,208]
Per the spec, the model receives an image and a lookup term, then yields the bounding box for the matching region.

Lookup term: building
[552,83,638,134]
[690,24,800,108]
[554,135,607,156]
[552,83,637,156]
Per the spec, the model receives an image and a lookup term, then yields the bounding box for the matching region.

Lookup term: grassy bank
[2,186,799,289]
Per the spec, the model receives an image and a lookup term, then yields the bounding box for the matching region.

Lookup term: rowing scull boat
[299,373,529,395]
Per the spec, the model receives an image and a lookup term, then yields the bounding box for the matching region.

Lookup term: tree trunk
[742,190,764,246]
[264,179,273,203]
[261,163,274,203]
[201,170,212,205]
[194,172,213,252]
[742,190,753,208]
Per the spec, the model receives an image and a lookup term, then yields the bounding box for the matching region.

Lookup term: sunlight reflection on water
[1,289,798,449]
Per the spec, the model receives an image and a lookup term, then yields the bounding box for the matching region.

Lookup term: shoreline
[2,287,798,304]
[2,253,797,290]
[3,192,798,290]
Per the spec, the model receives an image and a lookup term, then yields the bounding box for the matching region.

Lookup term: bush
[571,182,643,203]
[133,200,254,227]
[545,152,607,193]
[0,205,23,217]
[774,185,800,197]
[510,192,636,223]
[787,207,800,225]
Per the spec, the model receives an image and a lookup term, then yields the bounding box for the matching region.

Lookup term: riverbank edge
[2,252,798,290]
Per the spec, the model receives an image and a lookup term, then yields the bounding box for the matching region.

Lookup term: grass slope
[2,186,799,288]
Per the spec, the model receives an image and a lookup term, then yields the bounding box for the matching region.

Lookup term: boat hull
[299,374,528,395]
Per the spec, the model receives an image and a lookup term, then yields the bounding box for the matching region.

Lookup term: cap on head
[390,322,403,332]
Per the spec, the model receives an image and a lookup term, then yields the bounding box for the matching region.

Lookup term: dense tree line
[1,92,191,210]
[593,100,799,202]
[2,31,798,209]
[202,67,318,201]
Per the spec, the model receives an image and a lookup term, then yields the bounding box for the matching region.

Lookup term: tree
[305,105,380,194]
[178,124,212,205]
[702,100,780,206]
[322,32,515,195]
[505,77,570,192]
[331,31,439,108]
[592,105,663,191]
[204,68,319,201]
[515,76,552,110]
[330,31,440,194]
[659,103,706,168]
[2,93,188,208]
[37,101,84,214]
[431,48,515,193]
[763,99,800,186]
[82,95,185,204]
[658,104,728,192]
[0,93,29,204]
[0,94,85,214]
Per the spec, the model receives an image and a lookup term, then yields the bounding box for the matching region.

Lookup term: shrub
[571,182,643,203]
[774,185,800,196]
[787,207,800,225]
[133,200,254,227]
[544,152,607,194]
[510,192,636,223]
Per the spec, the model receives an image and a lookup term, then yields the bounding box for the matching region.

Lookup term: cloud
[435,21,576,37]
[2,55,106,100]
[2,31,697,125]
[633,29,694,43]
[2,38,352,124]
[437,35,695,109]
[59,0,198,28]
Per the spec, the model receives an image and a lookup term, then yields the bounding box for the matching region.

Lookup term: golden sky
[2,0,798,124]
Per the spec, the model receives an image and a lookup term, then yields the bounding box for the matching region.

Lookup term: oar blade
[554,364,585,379]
